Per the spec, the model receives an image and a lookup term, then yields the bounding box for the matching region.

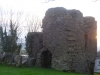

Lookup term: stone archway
[40,50,52,68]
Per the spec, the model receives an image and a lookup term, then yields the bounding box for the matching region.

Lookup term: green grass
[0,64,99,75]
[94,73,100,75]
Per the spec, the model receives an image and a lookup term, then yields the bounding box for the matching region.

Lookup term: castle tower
[36,7,97,74]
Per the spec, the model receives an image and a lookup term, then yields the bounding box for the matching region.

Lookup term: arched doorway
[40,50,52,68]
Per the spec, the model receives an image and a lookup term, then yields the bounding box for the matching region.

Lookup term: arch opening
[40,50,52,68]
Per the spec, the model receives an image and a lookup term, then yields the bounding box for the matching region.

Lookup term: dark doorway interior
[40,50,52,68]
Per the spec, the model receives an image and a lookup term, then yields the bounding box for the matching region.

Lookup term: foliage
[0,64,89,75]
[1,20,21,54]
[25,33,33,57]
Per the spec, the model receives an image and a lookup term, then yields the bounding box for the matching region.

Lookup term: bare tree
[0,9,23,39]
[9,10,24,39]
[0,9,23,54]
[41,0,99,3]
[42,0,55,3]
[25,14,42,32]
[92,0,100,1]
[92,0,97,2]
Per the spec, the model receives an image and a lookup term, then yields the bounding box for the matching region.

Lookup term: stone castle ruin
[28,7,97,74]
[26,32,43,57]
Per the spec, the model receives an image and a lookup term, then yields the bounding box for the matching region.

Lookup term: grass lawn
[0,64,99,75]
[94,73,100,75]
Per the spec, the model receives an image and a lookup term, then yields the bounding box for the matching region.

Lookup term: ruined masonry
[0,26,3,52]
[30,7,97,74]
[26,32,43,57]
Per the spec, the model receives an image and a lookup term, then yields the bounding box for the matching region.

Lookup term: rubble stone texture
[36,7,97,74]
[27,32,43,58]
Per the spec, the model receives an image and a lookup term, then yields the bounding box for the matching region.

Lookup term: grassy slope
[0,64,98,75]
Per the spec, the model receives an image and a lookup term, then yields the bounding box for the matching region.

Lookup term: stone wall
[84,17,97,62]
[0,26,3,52]
[83,17,97,74]
[26,32,43,58]
[37,7,97,74]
